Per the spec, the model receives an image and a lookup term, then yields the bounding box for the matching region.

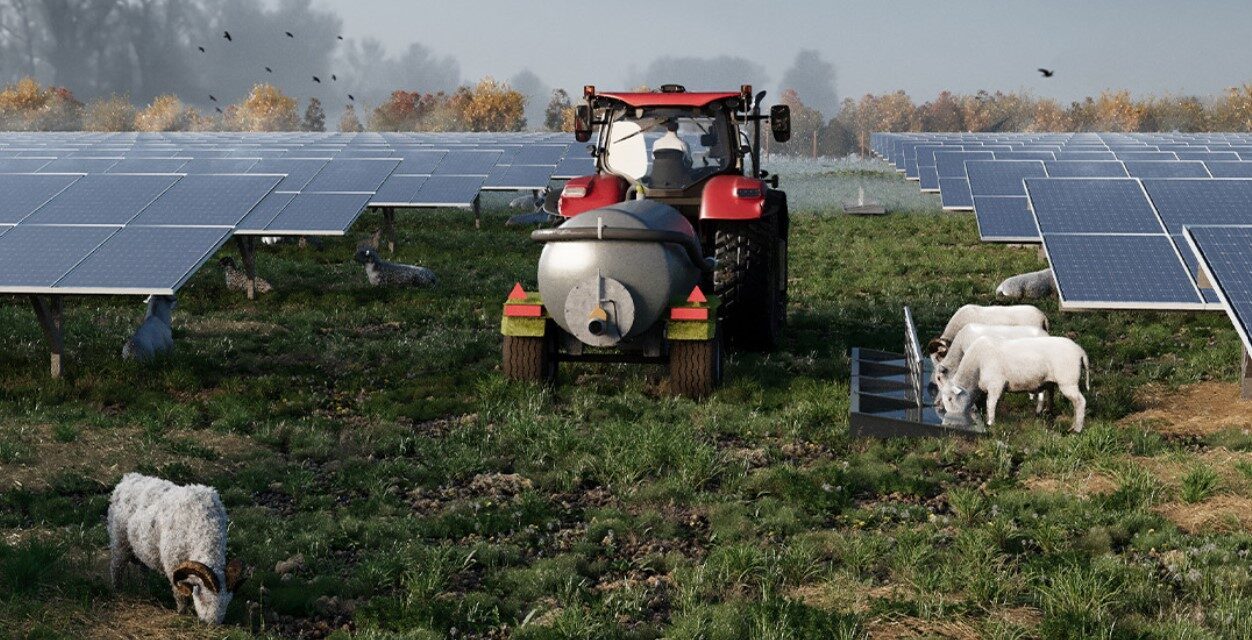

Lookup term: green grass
[1,174,1250,638]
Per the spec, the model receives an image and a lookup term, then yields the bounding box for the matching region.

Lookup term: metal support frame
[1243,347,1252,400]
[382,207,397,254]
[473,194,482,230]
[234,236,259,301]
[29,295,64,379]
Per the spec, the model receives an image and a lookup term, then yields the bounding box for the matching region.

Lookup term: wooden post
[812,130,818,159]
[235,236,258,301]
[1243,347,1252,400]
[383,207,397,254]
[30,295,64,379]
[473,194,482,230]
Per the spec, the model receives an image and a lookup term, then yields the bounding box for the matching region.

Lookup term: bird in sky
[312,76,321,83]
[209,95,217,102]
[348,95,355,102]
[215,107,223,113]
[286,31,294,38]
[337,35,344,40]
[331,74,337,82]
[1038,68,1055,78]
[223,30,232,41]
[265,67,273,73]
[197,46,205,53]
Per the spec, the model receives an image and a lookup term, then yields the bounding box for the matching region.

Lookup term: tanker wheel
[713,197,788,351]
[668,331,723,398]
[503,334,557,384]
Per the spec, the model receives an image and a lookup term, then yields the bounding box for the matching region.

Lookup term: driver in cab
[653,119,691,165]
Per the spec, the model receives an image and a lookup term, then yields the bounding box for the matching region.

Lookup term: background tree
[339,103,363,132]
[302,97,325,132]
[778,49,838,117]
[457,78,525,132]
[1211,85,1252,132]
[509,69,548,132]
[83,94,136,131]
[628,55,768,92]
[544,89,572,132]
[227,83,298,131]
[0,77,82,130]
[134,94,194,131]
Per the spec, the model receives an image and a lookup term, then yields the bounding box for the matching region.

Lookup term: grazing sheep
[354,247,437,287]
[928,304,1049,362]
[940,336,1089,432]
[995,269,1056,300]
[108,473,247,624]
[932,323,1049,390]
[121,296,175,362]
[219,257,273,295]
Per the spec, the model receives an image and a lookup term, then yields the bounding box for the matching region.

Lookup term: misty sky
[315,0,1252,103]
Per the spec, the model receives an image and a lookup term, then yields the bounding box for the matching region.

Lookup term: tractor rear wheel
[713,196,788,351]
[503,334,557,384]
[668,331,723,398]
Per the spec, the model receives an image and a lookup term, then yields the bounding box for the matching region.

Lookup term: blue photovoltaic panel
[938,177,974,210]
[394,150,447,175]
[553,156,595,179]
[370,176,429,206]
[1205,162,1252,178]
[974,196,1040,242]
[261,192,373,234]
[248,158,329,191]
[37,158,120,174]
[1143,179,1252,234]
[179,158,260,174]
[1043,161,1128,178]
[1176,151,1241,162]
[1171,235,1221,303]
[235,191,299,232]
[0,158,53,173]
[56,226,231,294]
[434,151,501,175]
[1025,178,1164,234]
[129,174,281,227]
[918,166,940,191]
[935,151,994,178]
[105,158,189,174]
[0,174,80,224]
[1044,234,1201,307]
[967,160,1046,197]
[993,151,1056,161]
[24,174,180,225]
[0,225,117,289]
[484,165,555,190]
[1123,161,1210,178]
[1186,226,1252,350]
[412,175,486,206]
[1116,151,1178,162]
[302,158,399,193]
[914,145,952,170]
[512,145,566,165]
[1055,151,1116,161]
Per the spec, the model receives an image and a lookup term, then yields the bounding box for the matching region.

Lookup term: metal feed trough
[849,307,986,438]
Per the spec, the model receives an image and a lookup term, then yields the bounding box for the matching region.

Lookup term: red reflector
[505,304,543,318]
[671,308,711,323]
[687,286,707,303]
[508,283,527,300]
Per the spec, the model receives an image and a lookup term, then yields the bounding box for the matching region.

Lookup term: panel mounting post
[30,295,64,379]
[1243,347,1252,401]
[383,207,397,254]
[235,236,258,300]
[473,193,482,230]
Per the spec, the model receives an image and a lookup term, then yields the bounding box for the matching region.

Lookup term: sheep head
[926,338,951,359]
[354,247,379,265]
[173,560,245,625]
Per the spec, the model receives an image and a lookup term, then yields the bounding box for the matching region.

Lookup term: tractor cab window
[602,108,734,190]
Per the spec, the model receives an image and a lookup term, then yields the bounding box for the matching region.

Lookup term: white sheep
[121,296,175,362]
[940,336,1089,432]
[928,304,1049,363]
[995,269,1056,300]
[931,322,1049,391]
[108,473,247,624]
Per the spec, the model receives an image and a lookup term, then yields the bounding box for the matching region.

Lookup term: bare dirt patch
[1023,471,1119,498]
[1156,495,1252,534]
[1122,381,1252,437]
[864,615,981,640]
[1131,448,1252,488]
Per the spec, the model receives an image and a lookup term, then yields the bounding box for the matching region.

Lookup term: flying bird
[337,35,344,40]
[348,95,355,102]
[197,46,205,53]
[265,67,273,73]
[1037,68,1055,78]
[223,30,232,41]
[215,107,223,113]
[285,31,294,38]
[209,95,217,102]
[313,76,321,83]
[331,74,337,81]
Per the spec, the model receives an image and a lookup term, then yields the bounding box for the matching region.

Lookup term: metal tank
[532,199,712,348]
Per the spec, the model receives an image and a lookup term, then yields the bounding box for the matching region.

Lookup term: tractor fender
[559,174,628,218]
[699,175,767,221]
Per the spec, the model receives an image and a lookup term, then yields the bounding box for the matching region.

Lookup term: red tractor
[501,84,792,396]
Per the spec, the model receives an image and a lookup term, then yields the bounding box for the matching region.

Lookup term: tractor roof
[596,91,742,109]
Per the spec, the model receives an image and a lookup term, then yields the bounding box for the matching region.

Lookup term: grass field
[3,166,1252,639]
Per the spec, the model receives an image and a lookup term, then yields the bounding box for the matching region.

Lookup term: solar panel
[179,158,260,174]
[0,174,81,224]
[55,226,231,294]
[938,177,974,210]
[37,158,120,174]
[302,158,399,193]
[1185,226,1252,351]
[484,165,555,190]
[1043,234,1202,308]
[1026,178,1164,234]
[259,192,373,235]
[411,175,486,206]
[1205,162,1252,178]
[370,176,429,206]
[1123,161,1211,178]
[434,151,501,175]
[0,225,117,290]
[248,158,329,191]
[1043,161,1128,178]
[1176,151,1241,162]
[234,191,299,232]
[105,158,189,174]
[512,145,567,165]
[0,158,53,173]
[935,151,995,178]
[128,174,281,227]
[993,151,1056,161]
[974,196,1039,242]
[553,156,595,179]
[1054,151,1116,161]
[23,174,180,225]
[1116,151,1178,162]
[1143,179,1252,234]
[967,160,1046,197]
[394,150,448,175]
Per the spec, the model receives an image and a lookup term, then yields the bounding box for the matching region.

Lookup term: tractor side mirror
[770,105,792,143]
[574,105,593,143]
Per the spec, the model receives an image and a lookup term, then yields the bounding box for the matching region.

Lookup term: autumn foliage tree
[545,89,573,132]
[302,98,326,132]
[457,77,526,132]
[134,95,197,132]
[0,77,82,131]
[83,94,136,132]
[226,84,299,132]
[339,104,364,133]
